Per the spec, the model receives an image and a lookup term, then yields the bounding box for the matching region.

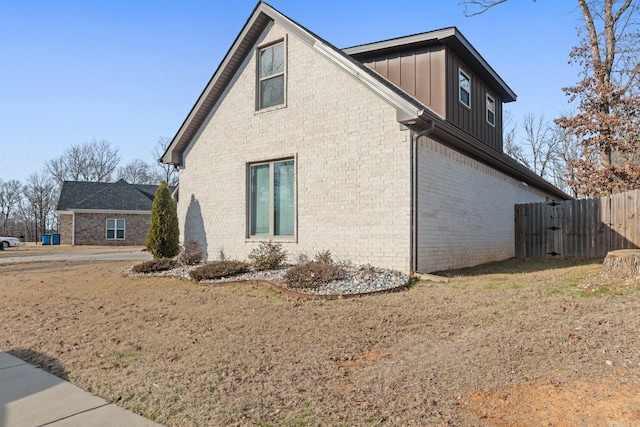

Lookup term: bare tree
[89,139,121,182]
[47,139,120,186]
[461,0,640,196]
[459,0,520,16]
[550,125,581,196]
[0,179,24,236]
[502,110,521,159]
[504,110,581,196]
[152,137,178,187]
[117,159,156,184]
[556,0,640,195]
[523,113,563,179]
[22,172,56,242]
[503,112,563,181]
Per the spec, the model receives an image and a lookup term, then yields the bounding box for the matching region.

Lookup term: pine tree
[146,181,179,259]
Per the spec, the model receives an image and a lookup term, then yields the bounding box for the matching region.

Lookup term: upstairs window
[106,218,125,240]
[459,69,471,108]
[258,41,285,109]
[249,159,295,237]
[486,94,496,126]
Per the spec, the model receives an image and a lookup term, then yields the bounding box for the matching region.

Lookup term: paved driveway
[0,247,152,264]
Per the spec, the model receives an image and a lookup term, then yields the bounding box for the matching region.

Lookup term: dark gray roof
[56,180,168,212]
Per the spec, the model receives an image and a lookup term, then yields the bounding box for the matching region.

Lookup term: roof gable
[56,180,164,212]
[160,2,568,201]
[343,27,516,103]
[161,1,427,166]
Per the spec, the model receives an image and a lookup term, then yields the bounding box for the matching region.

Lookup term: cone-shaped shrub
[146,181,180,259]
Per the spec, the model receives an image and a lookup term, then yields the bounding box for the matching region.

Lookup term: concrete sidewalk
[0,352,162,426]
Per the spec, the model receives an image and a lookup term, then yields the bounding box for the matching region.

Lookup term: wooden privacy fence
[515,189,640,259]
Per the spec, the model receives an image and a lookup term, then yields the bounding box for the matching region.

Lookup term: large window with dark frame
[257,41,285,109]
[249,159,295,237]
[106,218,125,240]
[459,69,471,108]
[486,94,496,126]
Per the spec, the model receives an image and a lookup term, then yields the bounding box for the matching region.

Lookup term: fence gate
[515,189,640,259]
[545,201,562,257]
[515,201,565,259]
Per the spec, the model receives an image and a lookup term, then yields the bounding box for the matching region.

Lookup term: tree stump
[600,250,640,282]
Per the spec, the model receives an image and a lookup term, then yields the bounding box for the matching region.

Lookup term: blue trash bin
[42,234,52,245]
[52,233,61,245]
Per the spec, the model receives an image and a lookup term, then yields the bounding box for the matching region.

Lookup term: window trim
[247,157,296,240]
[256,38,287,112]
[486,94,496,127]
[458,68,471,109]
[106,218,125,240]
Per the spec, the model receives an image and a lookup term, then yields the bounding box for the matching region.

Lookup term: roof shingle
[56,180,168,212]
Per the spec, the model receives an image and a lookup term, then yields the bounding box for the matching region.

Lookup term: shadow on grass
[7,348,69,381]
[434,257,604,278]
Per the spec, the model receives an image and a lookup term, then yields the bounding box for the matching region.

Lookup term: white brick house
[162,2,568,273]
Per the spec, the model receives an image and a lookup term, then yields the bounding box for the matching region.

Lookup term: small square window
[486,95,496,126]
[106,218,125,240]
[459,69,471,108]
[258,42,285,109]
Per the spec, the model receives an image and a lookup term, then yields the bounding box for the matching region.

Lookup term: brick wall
[178,23,412,271]
[59,214,73,245]
[416,137,553,273]
[69,213,150,246]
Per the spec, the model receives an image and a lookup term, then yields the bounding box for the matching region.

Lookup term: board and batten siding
[359,46,503,153]
[359,46,447,118]
[446,51,503,152]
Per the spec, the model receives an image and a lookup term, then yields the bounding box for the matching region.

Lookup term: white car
[0,237,20,249]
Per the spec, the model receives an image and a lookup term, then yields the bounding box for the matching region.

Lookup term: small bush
[248,241,288,271]
[178,238,204,266]
[284,260,346,289]
[132,258,178,274]
[313,249,334,265]
[189,260,250,281]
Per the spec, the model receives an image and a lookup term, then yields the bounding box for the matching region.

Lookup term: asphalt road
[0,247,153,264]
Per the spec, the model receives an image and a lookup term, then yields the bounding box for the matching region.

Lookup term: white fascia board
[162,6,272,165]
[343,27,457,55]
[312,41,428,120]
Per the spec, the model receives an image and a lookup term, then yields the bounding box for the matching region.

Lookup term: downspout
[410,120,435,274]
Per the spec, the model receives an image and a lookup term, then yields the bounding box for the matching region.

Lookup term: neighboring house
[161,2,569,273]
[56,180,165,246]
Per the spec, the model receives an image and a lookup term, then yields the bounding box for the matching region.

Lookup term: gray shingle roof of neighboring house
[56,179,168,212]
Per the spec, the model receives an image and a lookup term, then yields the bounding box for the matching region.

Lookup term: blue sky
[1,0,583,184]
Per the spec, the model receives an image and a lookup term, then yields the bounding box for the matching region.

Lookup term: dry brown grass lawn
[1,254,640,426]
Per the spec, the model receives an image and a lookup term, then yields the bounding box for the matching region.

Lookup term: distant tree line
[0,137,177,242]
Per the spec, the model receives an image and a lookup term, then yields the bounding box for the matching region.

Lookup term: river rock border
[124,263,411,297]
